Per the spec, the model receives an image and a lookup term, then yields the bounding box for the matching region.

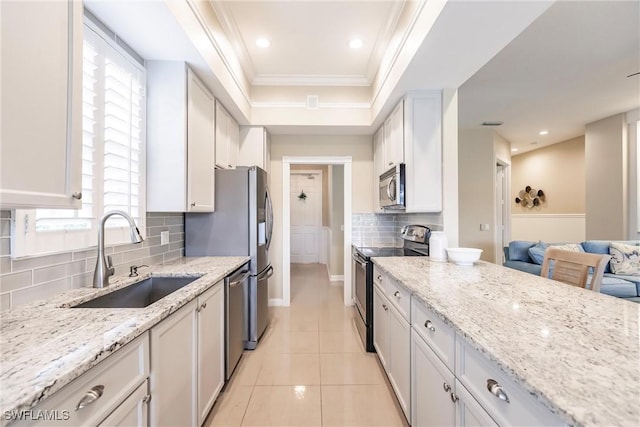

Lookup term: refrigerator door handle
[265,187,274,250]
[257,265,274,280]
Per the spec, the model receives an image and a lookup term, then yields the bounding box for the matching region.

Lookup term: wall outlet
[161,231,170,245]
[480,224,490,231]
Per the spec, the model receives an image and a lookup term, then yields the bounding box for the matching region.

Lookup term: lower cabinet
[98,381,149,427]
[149,281,224,427]
[11,333,150,427]
[373,282,410,420]
[411,329,496,427]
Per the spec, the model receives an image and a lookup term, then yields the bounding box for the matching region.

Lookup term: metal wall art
[515,186,545,208]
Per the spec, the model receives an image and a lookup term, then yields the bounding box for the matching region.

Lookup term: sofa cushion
[581,240,613,273]
[609,242,640,275]
[508,241,536,263]
[504,260,542,275]
[528,242,583,265]
[605,273,640,296]
[599,276,639,298]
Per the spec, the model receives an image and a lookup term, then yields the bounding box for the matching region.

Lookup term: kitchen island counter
[0,256,249,419]
[372,257,639,427]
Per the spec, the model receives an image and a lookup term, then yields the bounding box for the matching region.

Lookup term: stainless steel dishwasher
[225,265,250,380]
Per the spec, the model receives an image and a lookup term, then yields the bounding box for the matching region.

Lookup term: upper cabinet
[147,62,215,212]
[373,92,442,213]
[238,126,271,175]
[0,0,83,208]
[215,102,239,170]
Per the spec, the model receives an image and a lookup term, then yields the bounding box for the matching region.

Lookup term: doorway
[495,161,510,262]
[290,169,323,264]
[282,156,352,307]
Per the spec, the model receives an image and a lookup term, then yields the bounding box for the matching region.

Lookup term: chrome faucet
[93,210,144,288]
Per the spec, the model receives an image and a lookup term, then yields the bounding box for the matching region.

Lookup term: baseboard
[268,298,287,307]
[329,274,344,282]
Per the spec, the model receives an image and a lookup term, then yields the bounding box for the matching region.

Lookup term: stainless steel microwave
[379,164,405,209]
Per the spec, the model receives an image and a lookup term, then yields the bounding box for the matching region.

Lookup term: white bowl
[446,248,482,266]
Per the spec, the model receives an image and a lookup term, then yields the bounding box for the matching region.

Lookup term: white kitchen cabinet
[383,101,404,168]
[373,270,410,421]
[150,299,198,427]
[215,102,239,170]
[149,281,225,427]
[147,62,215,212]
[238,126,271,175]
[98,381,149,427]
[196,283,224,426]
[12,333,149,427]
[372,126,385,212]
[455,380,499,427]
[0,0,83,209]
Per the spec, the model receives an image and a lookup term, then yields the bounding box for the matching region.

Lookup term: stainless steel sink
[72,276,200,308]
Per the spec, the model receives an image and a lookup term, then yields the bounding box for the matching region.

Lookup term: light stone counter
[372,257,639,427]
[0,256,249,419]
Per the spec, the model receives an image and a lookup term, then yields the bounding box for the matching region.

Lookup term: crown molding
[366,1,405,83]
[252,74,371,87]
[252,101,371,109]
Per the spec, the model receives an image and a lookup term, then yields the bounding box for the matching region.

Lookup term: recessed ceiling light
[539,130,549,135]
[349,38,363,49]
[256,37,271,48]
[511,148,519,152]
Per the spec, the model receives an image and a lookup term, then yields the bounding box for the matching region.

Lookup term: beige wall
[291,164,329,226]
[330,165,345,277]
[511,136,585,214]
[585,113,628,239]
[459,128,496,262]
[268,134,373,300]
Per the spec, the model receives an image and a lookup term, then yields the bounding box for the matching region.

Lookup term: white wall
[269,135,372,300]
[511,214,585,243]
[329,165,344,278]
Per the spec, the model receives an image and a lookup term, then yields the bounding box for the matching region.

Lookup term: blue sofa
[503,240,640,299]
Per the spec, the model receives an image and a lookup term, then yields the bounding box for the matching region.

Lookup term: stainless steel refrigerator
[185,166,273,350]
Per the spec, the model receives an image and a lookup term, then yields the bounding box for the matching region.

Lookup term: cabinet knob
[377,275,382,281]
[388,162,393,166]
[424,320,435,332]
[443,382,451,392]
[487,379,510,403]
[191,202,196,207]
[382,304,388,312]
[228,164,232,168]
[450,392,459,403]
[202,302,207,310]
[393,291,400,298]
[72,192,82,200]
[76,385,104,411]
[143,394,152,404]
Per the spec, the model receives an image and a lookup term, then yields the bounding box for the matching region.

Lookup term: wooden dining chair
[540,247,611,292]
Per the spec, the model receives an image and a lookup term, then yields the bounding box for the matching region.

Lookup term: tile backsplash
[0,211,184,312]
[351,212,442,247]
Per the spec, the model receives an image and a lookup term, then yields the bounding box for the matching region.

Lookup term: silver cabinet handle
[76,385,104,411]
[377,275,382,281]
[228,164,232,168]
[443,382,451,392]
[424,320,435,331]
[382,304,388,311]
[201,302,207,310]
[143,394,151,405]
[394,291,400,298]
[388,161,393,165]
[72,192,82,200]
[191,202,196,207]
[450,392,459,403]
[487,379,510,403]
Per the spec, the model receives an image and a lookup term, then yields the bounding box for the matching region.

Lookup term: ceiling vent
[482,121,504,126]
[307,95,319,109]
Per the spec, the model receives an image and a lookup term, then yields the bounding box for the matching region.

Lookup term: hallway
[205,263,407,426]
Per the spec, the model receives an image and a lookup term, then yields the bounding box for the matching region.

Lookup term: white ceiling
[211,0,403,86]
[459,0,640,154]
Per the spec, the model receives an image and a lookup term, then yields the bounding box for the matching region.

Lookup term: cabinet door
[197,283,224,425]
[0,0,83,208]
[187,70,215,212]
[373,285,389,368]
[384,101,404,168]
[373,126,385,211]
[227,117,239,169]
[411,329,455,427]
[455,380,498,427]
[387,303,411,419]
[215,102,229,169]
[98,381,149,427]
[150,300,197,427]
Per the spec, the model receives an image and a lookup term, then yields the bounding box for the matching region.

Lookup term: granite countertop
[372,257,639,427]
[0,256,249,419]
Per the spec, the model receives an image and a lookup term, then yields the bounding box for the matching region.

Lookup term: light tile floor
[204,263,408,427]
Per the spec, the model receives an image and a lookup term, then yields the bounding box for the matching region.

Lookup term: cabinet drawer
[383,276,410,321]
[456,339,563,427]
[13,333,149,426]
[411,298,455,370]
[373,266,384,288]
